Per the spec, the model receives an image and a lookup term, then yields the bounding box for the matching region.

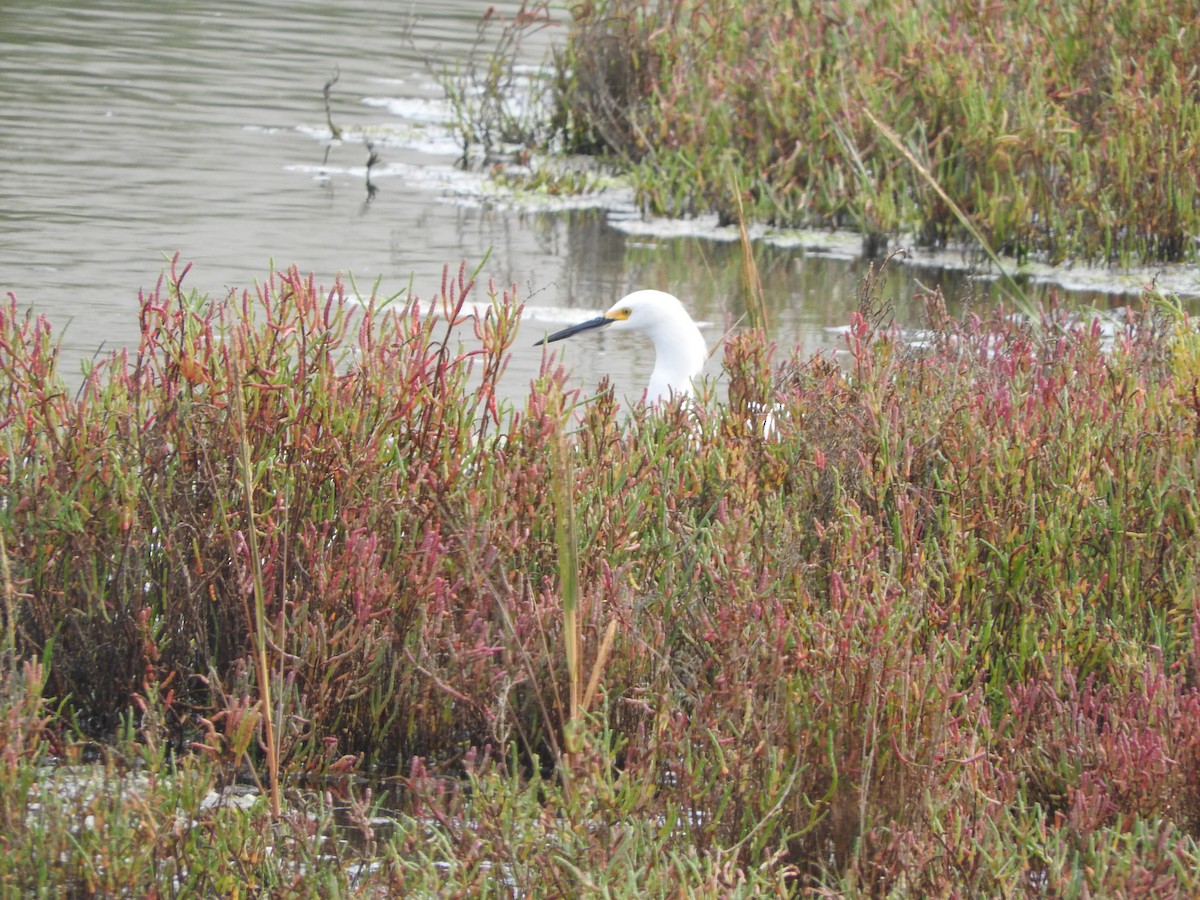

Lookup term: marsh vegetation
[3,252,1200,892]
[456,0,1200,267]
[4,0,1200,893]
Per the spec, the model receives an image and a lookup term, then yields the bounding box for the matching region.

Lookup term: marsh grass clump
[3,257,1200,891]
[436,1,561,163]
[545,0,1200,266]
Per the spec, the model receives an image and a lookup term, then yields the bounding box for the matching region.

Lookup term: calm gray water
[3,1,1197,403]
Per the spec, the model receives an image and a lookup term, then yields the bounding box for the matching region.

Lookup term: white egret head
[535,290,708,404]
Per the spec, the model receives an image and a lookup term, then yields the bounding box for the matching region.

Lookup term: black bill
[533,315,613,346]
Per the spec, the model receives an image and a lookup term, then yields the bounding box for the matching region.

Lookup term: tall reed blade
[549,393,581,760]
[728,161,768,334]
[228,333,281,818]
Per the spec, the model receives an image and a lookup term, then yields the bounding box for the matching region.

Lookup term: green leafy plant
[549,0,1200,265]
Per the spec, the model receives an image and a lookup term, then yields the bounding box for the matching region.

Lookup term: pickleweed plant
[548,0,1200,265]
[3,257,1200,892]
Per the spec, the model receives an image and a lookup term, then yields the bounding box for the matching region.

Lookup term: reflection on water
[1,0,1196,404]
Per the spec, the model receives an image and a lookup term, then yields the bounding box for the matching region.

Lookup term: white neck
[646,322,708,403]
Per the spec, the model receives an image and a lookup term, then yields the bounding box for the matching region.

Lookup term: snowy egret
[535,290,708,404]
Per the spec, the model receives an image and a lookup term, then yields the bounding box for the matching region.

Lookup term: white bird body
[535,290,707,404]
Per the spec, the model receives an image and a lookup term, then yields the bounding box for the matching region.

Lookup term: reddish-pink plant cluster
[2,258,1200,891]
